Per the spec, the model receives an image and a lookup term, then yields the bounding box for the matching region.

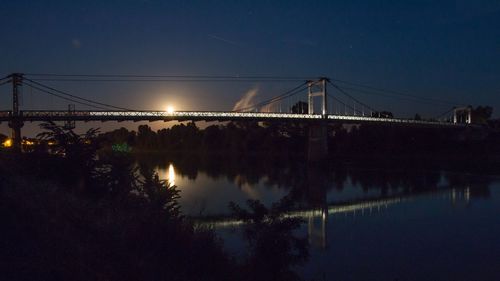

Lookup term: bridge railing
[0,110,464,127]
[327,115,460,126]
[20,110,324,120]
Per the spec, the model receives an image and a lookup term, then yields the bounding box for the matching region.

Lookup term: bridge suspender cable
[328,80,463,118]
[8,73,467,119]
[433,108,456,120]
[327,93,361,115]
[233,82,309,112]
[328,81,379,114]
[335,86,461,106]
[329,78,464,106]
[23,78,134,111]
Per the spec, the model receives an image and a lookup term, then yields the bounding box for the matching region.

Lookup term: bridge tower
[8,73,24,151]
[307,78,328,117]
[453,106,472,124]
[307,78,329,162]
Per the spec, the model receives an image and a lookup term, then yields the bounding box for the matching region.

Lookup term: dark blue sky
[1,0,500,134]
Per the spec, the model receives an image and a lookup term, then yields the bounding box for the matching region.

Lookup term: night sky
[1,0,500,136]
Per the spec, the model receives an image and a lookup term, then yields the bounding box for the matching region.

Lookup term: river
[140,154,500,280]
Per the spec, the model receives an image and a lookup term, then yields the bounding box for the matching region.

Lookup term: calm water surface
[148,155,500,281]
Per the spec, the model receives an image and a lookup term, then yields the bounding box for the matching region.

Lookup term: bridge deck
[0,110,464,127]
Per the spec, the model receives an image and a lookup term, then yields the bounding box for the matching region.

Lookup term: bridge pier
[8,73,23,152]
[8,119,23,151]
[307,122,328,162]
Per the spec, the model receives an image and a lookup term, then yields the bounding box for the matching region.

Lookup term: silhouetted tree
[139,165,181,217]
[291,101,308,114]
[371,111,393,118]
[229,197,308,281]
[36,121,100,189]
[472,105,493,124]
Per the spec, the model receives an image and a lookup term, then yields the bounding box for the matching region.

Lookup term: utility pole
[8,73,24,151]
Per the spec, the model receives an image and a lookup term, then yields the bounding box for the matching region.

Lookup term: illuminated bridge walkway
[0,110,466,126]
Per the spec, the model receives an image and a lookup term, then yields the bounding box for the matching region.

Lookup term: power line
[25,73,316,81]
[25,73,315,78]
[24,78,133,111]
[27,78,310,83]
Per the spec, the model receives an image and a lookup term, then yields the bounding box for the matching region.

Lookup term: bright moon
[166,105,175,113]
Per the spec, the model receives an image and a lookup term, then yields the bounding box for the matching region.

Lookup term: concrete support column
[9,73,24,151]
[8,120,23,151]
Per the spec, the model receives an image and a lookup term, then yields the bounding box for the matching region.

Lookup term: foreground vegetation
[0,123,308,281]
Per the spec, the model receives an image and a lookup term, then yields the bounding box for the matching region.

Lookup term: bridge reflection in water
[154,159,484,251]
[194,181,473,250]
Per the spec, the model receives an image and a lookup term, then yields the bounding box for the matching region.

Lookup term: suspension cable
[330,78,464,106]
[23,82,111,110]
[433,107,456,120]
[328,80,379,113]
[234,82,308,112]
[24,78,133,111]
[0,75,11,86]
[327,94,362,115]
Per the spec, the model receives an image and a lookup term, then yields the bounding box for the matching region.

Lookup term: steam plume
[233,87,259,111]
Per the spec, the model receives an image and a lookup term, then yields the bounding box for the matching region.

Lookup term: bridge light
[166,105,175,114]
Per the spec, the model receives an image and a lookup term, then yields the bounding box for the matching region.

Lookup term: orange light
[2,138,12,148]
[22,140,35,145]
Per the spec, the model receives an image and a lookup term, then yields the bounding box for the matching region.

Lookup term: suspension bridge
[0,73,474,159]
